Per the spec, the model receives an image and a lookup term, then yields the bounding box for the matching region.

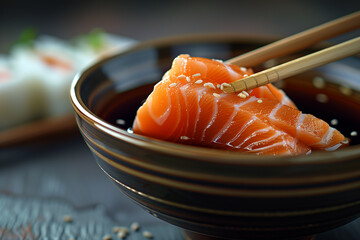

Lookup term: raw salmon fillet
[133,54,345,155]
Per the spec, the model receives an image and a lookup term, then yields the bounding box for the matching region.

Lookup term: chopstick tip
[222,84,236,93]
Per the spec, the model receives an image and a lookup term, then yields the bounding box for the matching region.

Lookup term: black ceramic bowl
[70,35,360,240]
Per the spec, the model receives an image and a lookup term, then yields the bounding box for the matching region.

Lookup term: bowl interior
[72,35,360,163]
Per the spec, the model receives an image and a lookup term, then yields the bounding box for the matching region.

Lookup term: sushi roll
[0,55,45,130]
[10,36,87,117]
[1,31,136,130]
[73,29,136,61]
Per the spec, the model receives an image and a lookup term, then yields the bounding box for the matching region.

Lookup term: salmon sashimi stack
[133,54,346,155]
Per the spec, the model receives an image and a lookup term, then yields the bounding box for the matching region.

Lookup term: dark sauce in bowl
[98,72,360,148]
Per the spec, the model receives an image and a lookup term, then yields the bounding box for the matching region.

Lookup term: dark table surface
[1,1,360,239]
[1,134,360,239]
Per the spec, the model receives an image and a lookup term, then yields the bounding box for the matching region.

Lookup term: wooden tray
[0,114,78,148]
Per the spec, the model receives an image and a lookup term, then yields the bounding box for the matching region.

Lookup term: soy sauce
[99,75,360,146]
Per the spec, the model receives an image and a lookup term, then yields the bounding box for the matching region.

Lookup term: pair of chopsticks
[223,11,360,93]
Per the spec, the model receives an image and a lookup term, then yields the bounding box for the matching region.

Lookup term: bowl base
[182,230,315,240]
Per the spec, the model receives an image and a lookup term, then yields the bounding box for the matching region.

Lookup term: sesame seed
[177,75,186,80]
[240,67,247,72]
[130,222,140,231]
[117,230,127,239]
[330,119,338,126]
[63,215,73,223]
[238,93,247,99]
[243,74,248,77]
[180,136,190,140]
[192,73,201,77]
[169,83,177,87]
[143,231,153,239]
[216,84,221,88]
[220,83,231,90]
[116,119,126,125]
[241,91,249,97]
[102,235,112,240]
[213,93,221,98]
[113,227,129,234]
[350,131,358,136]
[339,85,352,96]
[186,76,191,82]
[312,76,325,89]
[316,93,329,103]
[195,80,203,84]
[204,82,216,89]
[342,139,349,144]
[257,99,263,103]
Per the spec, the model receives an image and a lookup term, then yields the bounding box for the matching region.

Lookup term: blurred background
[0,1,360,239]
[1,0,359,52]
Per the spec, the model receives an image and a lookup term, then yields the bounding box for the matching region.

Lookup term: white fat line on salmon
[281,97,292,107]
[146,91,172,126]
[268,103,282,120]
[311,127,335,148]
[281,134,297,154]
[228,115,257,147]
[224,63,242,79]
[191,88,208,139]
[242,129,278,150]
[132,118,143,132]
[295,113,306,138]
[236,127,273,149]
[201,96,219,141]
[233,96,257,109]
[325,142,343,151]
[211,106,238,143]
[246,141,286,153]
[179,86,191,138]
[244,128,280,149]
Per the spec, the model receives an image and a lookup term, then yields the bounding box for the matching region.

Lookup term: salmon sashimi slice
[133,54,346,155]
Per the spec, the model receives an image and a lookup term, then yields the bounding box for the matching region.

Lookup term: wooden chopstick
[226,11,360,67]
[222,37,360,93]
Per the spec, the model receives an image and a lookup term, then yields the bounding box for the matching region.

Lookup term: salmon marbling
[133,54,345,155]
